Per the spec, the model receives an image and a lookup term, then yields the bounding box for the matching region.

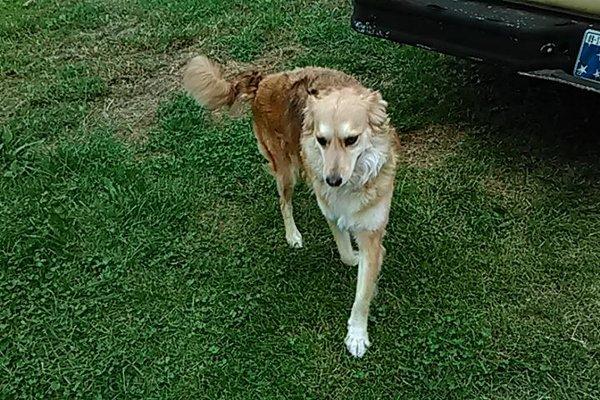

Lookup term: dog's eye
[316,136,328,146]
[344,135,359,146]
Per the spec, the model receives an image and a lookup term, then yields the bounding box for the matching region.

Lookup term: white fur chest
[313,182,390,232]
[317,185,363,230]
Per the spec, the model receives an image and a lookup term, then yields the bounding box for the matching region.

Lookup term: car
[351,0,600,93]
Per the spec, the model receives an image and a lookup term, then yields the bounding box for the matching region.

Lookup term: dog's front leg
[345,229,384,358]
[326,219,359,266]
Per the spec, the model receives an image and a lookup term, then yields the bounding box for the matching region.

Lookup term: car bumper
[351,0,600,92]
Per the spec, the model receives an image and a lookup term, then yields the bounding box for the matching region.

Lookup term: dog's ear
[291,75,322,135]
[292,76,320,134]
[302,94,316,134]
[364,90,388,129]
[291,75,320,99]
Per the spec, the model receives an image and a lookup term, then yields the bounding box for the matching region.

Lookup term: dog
[183,56,399,358]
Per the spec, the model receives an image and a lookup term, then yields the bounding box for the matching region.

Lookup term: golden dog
[184,56,399,357]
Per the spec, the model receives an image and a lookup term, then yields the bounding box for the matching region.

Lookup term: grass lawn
[1,0,599,398]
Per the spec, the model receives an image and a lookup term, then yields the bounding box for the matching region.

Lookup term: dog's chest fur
[316,183,391,231]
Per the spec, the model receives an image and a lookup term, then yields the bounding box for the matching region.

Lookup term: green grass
[1,0,600,398]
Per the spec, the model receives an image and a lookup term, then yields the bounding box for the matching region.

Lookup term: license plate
[574,29,600,83]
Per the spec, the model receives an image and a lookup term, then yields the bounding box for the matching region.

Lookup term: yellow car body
[511,0,600,16]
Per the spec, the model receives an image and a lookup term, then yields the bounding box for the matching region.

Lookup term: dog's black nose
[326,174,342,187]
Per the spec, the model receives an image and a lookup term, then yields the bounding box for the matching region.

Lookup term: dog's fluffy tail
[183,56,262,112]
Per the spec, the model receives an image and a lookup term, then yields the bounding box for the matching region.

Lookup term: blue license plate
[574,29,600,82]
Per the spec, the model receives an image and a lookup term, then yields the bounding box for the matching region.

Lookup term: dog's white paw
[340,251,359,266]
[345,327,370,358]
[286,228,303,248]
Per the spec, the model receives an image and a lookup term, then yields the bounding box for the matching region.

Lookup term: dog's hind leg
[327,220,358,266]
[345,229,384,358]
[252,121,302,248]
[276,168,303,248]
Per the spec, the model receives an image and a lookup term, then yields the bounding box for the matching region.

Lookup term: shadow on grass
[460,62,600,164]
[422,60,600,215]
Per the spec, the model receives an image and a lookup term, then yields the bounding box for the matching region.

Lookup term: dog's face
[305,88,388,187]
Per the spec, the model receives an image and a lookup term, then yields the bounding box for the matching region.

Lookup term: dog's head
[303,87,388,187]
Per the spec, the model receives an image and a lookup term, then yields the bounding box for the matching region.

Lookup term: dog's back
[248,67,360,173]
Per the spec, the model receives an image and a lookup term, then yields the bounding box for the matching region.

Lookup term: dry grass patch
[94,45,305,143]
[93,51,192,144]
[399,124,465,168]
